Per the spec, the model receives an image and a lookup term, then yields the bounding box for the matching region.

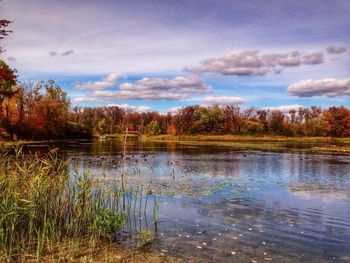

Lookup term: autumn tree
[269,110,285,134]
[223,106,242,134]
[256,109,268,134]
[323,106,350,137]
[26,80,70,139]
[0,60,17,122]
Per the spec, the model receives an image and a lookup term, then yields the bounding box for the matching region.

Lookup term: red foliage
[0,67,17,84]
[323,106,350,137]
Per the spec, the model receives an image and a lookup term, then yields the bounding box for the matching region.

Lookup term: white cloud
[302,52,324,65]
[166,106,185,114]
[288,78,350,97]
[74,72,124,90]
[201,96,244,106]
[2,0,259,76]
[49,51,58,56]
[106,104,152,112]
[61,49,74,56]
[326,45,347,54]
[186,50,325,76]
[7,56,17,62]
[3,0,349,81]
[104,73,122,83]
[50,50,75,56]
[263,104,304,113]
[72,97,99,103]
[92,76,212,101]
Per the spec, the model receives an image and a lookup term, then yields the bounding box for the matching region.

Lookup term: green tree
[97,118,109,135]
[148,120,162,135]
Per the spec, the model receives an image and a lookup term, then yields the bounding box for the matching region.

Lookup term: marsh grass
[0,146,159,262]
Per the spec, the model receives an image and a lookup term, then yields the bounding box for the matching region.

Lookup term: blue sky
[1,0,349,112]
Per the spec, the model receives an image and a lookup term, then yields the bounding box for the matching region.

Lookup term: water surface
[26,140,350,262]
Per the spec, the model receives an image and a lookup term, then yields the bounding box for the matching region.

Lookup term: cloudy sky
[1,0,350,112]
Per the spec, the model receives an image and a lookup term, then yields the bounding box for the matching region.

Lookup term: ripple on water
[27,140,350,262]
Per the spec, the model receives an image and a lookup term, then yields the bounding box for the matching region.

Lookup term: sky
[1,0,350,113]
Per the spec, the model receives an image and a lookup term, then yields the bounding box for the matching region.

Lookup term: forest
[1,69,350,141]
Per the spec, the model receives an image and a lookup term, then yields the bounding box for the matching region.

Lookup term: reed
[0,146,158,262]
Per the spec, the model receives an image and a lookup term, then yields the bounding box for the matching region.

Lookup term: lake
[25,139,350,262]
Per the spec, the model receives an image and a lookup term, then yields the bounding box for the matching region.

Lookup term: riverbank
[141,134,350,143]
[1,238,181,263]
[141,135,350,155]
[2,135,350,155]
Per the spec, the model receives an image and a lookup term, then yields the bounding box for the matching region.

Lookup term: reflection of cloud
[288,78,350,97]
[186,50,324,76]
[326,45,347,54]
[292,190,350,203]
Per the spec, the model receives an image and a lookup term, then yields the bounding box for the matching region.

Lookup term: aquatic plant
[0,146,155,261]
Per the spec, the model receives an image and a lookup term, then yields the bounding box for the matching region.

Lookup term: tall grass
[0,146,157,261]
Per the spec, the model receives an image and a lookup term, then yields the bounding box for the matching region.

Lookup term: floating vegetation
[288,182,337,192]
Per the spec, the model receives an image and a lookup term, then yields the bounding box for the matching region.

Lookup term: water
[25,139,350,262]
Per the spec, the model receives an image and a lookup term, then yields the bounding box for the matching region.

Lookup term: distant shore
[141,135,350,155]
[141,134,350,143]
[2,135,350,155]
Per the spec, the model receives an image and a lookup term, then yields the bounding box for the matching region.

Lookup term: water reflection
[24,140,350,262]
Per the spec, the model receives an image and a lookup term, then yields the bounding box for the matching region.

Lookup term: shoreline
[141,134,350,143]
[2,135,350,155]
[141,135,350,155]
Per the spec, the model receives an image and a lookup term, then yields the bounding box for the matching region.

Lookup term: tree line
[69,103,350,138]
[1,19,350,140]
[1,61,350,140]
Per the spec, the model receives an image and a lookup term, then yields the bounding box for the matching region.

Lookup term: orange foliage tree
[323,106,350,137]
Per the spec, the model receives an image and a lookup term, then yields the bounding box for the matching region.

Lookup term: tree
[0,60,17,121]
[97,118,108,135]
[148,120,162,135]
[269,110,285,134]
[323,106,350,137]
[26,80,70,139]
[242,119,262,135]
[256,109,268,133]
[223,106,242,134]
